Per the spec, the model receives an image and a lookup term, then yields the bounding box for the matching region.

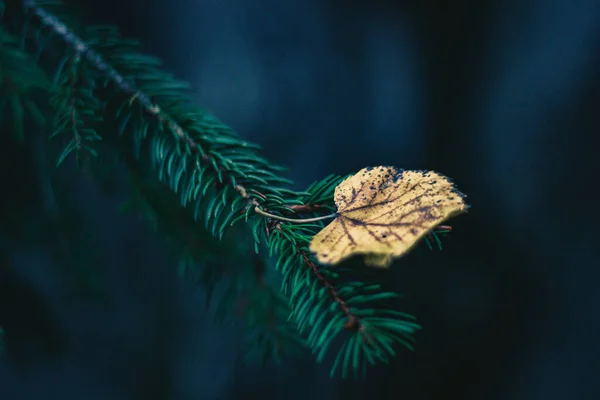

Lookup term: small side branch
[294,241,359,331]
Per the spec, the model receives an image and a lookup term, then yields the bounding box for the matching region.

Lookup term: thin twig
[296,242,359,331]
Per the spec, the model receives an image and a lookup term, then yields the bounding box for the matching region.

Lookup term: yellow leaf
[309,166,468,268]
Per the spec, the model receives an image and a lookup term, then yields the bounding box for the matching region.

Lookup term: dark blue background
[1,0,599,398]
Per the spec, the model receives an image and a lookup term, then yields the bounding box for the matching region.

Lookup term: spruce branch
[0,0,461,377]
[117,153,307,363]
[25,1,269,210]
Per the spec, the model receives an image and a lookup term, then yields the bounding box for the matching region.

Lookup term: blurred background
[1,0,599,398]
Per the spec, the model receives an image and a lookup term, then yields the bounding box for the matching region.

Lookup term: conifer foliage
[0,0,464,377]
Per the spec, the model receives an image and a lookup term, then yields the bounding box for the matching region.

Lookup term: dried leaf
[309,166,468,267]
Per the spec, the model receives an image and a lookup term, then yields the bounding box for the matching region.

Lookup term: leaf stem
[254,206,336,223]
